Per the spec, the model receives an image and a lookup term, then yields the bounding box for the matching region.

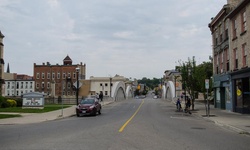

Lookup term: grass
[0,104,72,113]
[0,114,22,119]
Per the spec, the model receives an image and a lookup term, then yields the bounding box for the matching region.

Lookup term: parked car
[76,98,102,117]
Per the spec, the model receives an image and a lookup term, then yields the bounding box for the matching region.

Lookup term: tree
[179,56,198,110]
[179,57,213,110]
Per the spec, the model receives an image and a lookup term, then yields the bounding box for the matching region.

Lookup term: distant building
[4,73,34,97]
[89,75,127,97]
[33,55,86,98]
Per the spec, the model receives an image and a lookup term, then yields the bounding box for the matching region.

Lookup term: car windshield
[80,99,95,104]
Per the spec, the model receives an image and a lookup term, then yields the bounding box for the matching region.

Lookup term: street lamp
[75,67,80,105]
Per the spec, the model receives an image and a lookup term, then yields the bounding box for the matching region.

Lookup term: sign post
[205,79,210,117]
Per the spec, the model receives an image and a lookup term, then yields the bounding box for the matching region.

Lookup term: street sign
[73,81,82,89]
[205,79,209,89]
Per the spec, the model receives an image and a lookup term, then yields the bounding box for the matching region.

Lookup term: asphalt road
[0,97,249,150]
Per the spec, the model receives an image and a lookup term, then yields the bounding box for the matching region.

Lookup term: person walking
[99,91,103,102]
[176,98,182,111]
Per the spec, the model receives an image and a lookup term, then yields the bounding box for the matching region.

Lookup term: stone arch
[125,85,133,99]
[112,81,126,101]
[162,81,175,101]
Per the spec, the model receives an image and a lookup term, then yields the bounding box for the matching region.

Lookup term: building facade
[89,75,127,97]
[4,73,34,97]
[34,55,86,99]
[0,31,5,96]
[209,0,250,113]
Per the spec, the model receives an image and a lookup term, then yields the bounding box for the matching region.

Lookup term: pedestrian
[176,98,182,111]
[99,91,103,102]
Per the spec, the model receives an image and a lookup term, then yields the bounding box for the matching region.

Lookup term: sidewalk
[190,101,250,135]
[0,100,114,125]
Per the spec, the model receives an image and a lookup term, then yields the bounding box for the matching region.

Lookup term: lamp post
[75,67,80,105]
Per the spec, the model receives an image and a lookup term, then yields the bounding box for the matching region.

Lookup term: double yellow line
[119,99,144,132]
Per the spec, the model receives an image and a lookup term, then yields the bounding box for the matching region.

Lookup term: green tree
[179,56,198,110]
[180,57,213,110]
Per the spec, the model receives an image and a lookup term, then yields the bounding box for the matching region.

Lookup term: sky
[0,0,227,79]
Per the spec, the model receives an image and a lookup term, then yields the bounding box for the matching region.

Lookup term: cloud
[1,0,227,79]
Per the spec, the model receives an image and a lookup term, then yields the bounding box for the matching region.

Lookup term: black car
[76,98,102,117]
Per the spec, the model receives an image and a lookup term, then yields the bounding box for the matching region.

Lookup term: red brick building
[34,55,86,98]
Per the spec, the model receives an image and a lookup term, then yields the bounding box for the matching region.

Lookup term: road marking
[119,99,144,132]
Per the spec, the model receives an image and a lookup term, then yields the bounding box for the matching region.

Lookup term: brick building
[209,0,250,113]
[34,55,86,99]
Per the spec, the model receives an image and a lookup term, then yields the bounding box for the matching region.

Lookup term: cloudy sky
[0,0,227,79]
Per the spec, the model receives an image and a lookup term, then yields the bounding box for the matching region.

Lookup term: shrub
[7,99,17,107]
[0,96,8,108]
[15,98,23,107]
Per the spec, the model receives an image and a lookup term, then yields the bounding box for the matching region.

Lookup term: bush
[15,98,23,107]
[7,99,17,107]
[0,96,8,108]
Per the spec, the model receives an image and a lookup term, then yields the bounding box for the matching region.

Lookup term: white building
[3,73,34,97]
[89,75,127,97]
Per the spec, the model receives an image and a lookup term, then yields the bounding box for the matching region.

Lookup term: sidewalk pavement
[181,100,250,135]
[0,100,114,125]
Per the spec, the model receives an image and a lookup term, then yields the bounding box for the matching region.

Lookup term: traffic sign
[73,81,82,89]
[205,79,209,89]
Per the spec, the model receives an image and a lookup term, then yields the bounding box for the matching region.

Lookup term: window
[25,82,28,89]
[7,82,10,89]
[16,82,19,89]
[47,82,50,89]
[42,73,45,79]
[21,82,23,89]
[215,30,218,45]
[225,20,229,40]
[219,25,223,42]
[36,83,39,89]
[68,73,71,78]
[73,72,76,79]
[225,48,229,71]
[241,11,246,33]
[105,91,108,95]
[57,72,60,79]
[12,82,15,89]
[105,83,108,86]
[63,73,66,79]
[234,48,238,69]
[36,73,40,79]
[52,72,55,79]
[100,83,103,86]
[242,43,247,67]
[30,82,33,88]
[67,82,71,89]
[47,72,50,79]
[41,82,45,89]
[232,18,237,39]
[220,52,224,73]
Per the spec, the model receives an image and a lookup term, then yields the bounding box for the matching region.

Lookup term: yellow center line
[119,99,145,132]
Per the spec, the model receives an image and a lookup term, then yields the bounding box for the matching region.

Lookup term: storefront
[213,74,231,110]
[231,68,250,114]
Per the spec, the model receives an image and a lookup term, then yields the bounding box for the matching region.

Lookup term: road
[0,97,249,150]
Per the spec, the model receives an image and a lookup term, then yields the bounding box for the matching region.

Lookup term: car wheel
[98,109,101,115]
[92,110,97,116]
[76,113,80,117]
